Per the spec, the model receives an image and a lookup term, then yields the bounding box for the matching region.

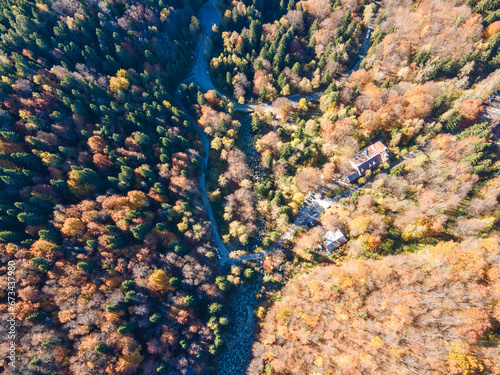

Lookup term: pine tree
[259,84,266,100]
[251,114,262,133]
[131,224,151,241]
[197,91,207,105]
[118,166,135,190]
[249,20,261,49]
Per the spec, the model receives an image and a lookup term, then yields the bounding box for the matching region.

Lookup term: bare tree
[233,72,250,99]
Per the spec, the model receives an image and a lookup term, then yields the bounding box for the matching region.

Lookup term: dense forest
[179,85,299,253]
[248,237,500,374]
[209,0,372,101]
[0,0,239,374]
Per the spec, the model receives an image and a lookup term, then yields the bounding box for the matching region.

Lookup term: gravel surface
[217,282,261,375]
[236,115,266,181]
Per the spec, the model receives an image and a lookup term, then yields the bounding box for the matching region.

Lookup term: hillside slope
[248,237,500,375]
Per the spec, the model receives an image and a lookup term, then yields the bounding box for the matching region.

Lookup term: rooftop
[351,141,388,166]
[325,229,346,242]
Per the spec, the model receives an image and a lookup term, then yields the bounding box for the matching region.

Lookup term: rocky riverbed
[217,281,261,375]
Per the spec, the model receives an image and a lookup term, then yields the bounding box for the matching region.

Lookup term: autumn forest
[0,0,499,374]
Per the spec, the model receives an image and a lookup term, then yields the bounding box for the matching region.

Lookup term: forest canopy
[248,238,500,375]
[0,0,229,374]
[210,0,372,101]
[0,0,500,374]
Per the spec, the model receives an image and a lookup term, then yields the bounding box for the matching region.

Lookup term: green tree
[77,261,94,272]
[117,322,137,334]
[104,303,124,312]
[25,312,48,323]
[38,228,61,243]
[309,19,319,36]
[122,280,136,290]
[183,294,197,306]
[150,313,162,323]
[170,240,189,255]
[67,168,100,198]
[131,224,151,242]
[236,41,244,55]
[209,302,223,315]
[123,290,137,303]
[249,20,261,48]
[215,275,230,291]
[243,268,255,279]
[134,132,151,148]
[265,362,274,375]
[350,190,360,203]
[197,91,206,105]
[279,143,293,159]
[281,83,291,96]
[259,84,266,100]
[118,166,135,190]
[445,111,463,130]
[251,114,262,133]
[169,276,181,288]
[94,343,109,354]
[292,62,301,75]
[29,358,42,367]
[41,337,64,349]
[30,257,53,273]
[390,163,405,177]
[106,235,125,250]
